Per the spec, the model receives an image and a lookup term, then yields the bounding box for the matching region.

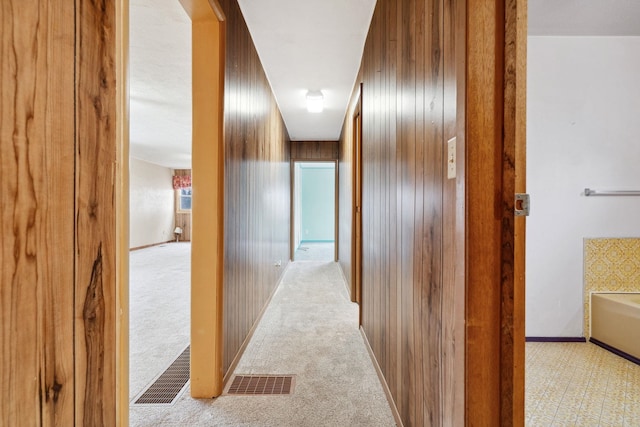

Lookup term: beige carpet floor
[129,253,396,426]
[129,242,191,401]
[294,241,335,261]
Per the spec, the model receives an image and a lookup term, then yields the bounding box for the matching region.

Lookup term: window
[178,187,192,211]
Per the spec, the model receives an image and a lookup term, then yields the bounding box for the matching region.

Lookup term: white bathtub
[591,293,640,362]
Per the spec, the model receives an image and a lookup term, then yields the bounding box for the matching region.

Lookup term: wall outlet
[274,260,282,267]
[447,137,456,179]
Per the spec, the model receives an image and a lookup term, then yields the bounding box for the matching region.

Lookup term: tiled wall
[584,238,640,336]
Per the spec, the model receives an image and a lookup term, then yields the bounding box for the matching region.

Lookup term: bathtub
[591,293,640,363]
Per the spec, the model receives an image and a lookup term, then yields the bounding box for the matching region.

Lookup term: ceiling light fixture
[306,90,324,113]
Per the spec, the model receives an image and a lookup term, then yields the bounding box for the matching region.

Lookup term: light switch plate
[447,137,456,179]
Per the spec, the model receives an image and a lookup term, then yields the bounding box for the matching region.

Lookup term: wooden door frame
[289,160,339,262]
[351,87,363,308]
[115,1,227,422]
[178,0,226,399]
[465,0,526,425]
[116,1,129,425]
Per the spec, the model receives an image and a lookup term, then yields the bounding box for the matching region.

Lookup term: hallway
[129,244,395,426]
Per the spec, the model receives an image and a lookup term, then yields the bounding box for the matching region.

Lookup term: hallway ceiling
[129,0,640,169]
[236,0,377,141]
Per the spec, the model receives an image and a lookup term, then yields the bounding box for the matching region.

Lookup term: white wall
[300,165,335,241]
[129,157,175,249]
[526,37,640,336]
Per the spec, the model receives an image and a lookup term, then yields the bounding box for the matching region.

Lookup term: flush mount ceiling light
[306,90,324,113]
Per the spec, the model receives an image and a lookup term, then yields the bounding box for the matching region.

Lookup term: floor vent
[132,346,190,406]
[226,375,295,395]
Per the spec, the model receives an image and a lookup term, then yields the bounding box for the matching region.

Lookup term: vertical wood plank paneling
[75,0,117,425]
[1,2,76,425]
[442,0,466,425]
[421,0,444,424]
[291,141,338,160]
[219,0,291,375]
[341,0,526,425]
[339,0,465,424]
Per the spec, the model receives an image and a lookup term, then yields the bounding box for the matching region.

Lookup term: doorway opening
[127,0,193,412]
[127,1,226,421]
[292,161,337,262]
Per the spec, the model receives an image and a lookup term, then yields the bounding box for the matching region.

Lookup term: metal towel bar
[584,188,640,197]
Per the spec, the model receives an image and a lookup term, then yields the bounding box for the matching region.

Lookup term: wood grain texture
[75,0,117,424]
[115,1,129,424]
[442,0,466,425]
[2,0,120,424]
[465,0,502,423]
[1,1,76,425]
[465,0,526,425]
[513,0,527,424]
[174,169,192,242]
[291,141,338,160]
[219,0,291,375]
[339,0,464,424]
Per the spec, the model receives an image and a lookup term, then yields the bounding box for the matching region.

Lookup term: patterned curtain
[172,175,192,190]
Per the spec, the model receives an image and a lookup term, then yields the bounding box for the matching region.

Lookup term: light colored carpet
[294,241,335,261]
[129,242,191,400]
[129,259,396,426]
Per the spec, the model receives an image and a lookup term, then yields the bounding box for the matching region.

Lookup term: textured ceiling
[529,0,640,36]
[130,0,192,169]
[129,0,640,169]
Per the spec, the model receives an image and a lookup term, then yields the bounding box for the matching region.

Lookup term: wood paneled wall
[341,0,526,425]
[1,0,121,425]
[291,141,338,160]
[339,0,465,425]
[173,168,192,241]
[219,0,291,374]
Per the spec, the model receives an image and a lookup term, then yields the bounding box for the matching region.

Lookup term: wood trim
[223,261,291,383]
[513,0,527,424]
[526,337,586,343]
[180,0,226,21]
[360,327,404,427]
[465,0,526,425]
[179,0,226,398]
[129,241,174,251]
[115,1,130,425]
[351,88,363,307]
